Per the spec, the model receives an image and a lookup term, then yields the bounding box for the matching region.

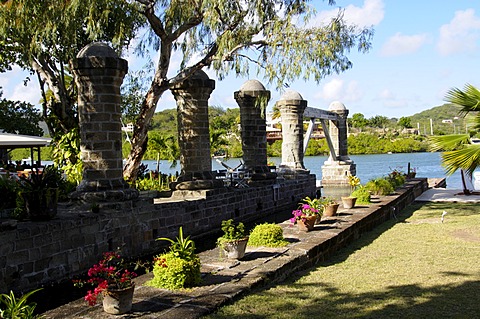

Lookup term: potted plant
[73,251,137,315]
[16,165,63,221]
[290,200,320,231]
[301,196,324,224]
[147,227,201,290]
[342,174,360,209]
[217,219,249,259]
[322,196,340,217]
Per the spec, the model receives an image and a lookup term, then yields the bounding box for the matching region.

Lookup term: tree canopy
[0,90,43,136]
[116,0,374,180]
[0,0,142,181]
[1,0,374,181]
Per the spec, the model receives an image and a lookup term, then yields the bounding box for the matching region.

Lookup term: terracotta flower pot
[102,284,135,315]
[323,203,340,217]
[297,215,317,232]
[341,196,357,209]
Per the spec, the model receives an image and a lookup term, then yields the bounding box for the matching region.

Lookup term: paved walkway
[415,188,480,203]
[43,180,442,319]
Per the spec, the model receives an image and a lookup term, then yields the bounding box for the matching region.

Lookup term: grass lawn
[206,202,480,318]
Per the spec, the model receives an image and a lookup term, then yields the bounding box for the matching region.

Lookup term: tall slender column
[234,80,270,173]
[276,90,308,174]
[170,70,222,190]
[71,42,138,201]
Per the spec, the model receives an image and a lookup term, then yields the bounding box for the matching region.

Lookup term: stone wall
[0,176,315,293]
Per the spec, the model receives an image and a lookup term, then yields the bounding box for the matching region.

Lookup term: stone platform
[43,179,427,319]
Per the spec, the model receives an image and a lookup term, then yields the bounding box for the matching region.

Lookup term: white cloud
[315,78,363,103]
[437,9,480,56]
[10,82,41,105]
[314,0,385,28]
[0,67,41,105]
[376,89,408,109]
[379,89,394,100]
[380,33,428,56]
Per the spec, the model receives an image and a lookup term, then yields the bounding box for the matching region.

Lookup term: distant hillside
[409,103,467,135]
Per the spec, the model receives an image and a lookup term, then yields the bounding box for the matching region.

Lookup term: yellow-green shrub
[248,223,288,247]
[146,252,201,290]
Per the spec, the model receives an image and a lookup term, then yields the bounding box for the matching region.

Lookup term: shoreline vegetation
[8,102,469,162]
[9,131,430,162]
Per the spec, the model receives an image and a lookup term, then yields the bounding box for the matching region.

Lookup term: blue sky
[1,0,480,119]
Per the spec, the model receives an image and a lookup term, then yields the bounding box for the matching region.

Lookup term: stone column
[276,90,308,175]
[170,70,221,190]
[71,42,138,201]
[234,80,270,174]
[321,101,356,192]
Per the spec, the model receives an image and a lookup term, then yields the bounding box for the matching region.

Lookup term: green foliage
[248,223,288,248]
[147,251,201,290]
[369,115,391,128]
[304,139,329,156]
[0,177,19,211]
[347,133,428,155]
[134,173,174,191]
[150,227,201,290]
[387,169,406,188]
[267,140,282,157]
[0,288,44,319]
[51,129,82,184]
[0,93,43,136]
[364,178,394,196]
[0,0,142,151]
[427,84,480,176]
[350,186,371,205]
[156,227,197,261]
[218,219,246,242]
[301,196,323,215]
[122,0,373,179]
[121,63,154,123]
[145,131,179,164]
[17,165,63,192]
[398,116,412,129]
[349,113,369,129]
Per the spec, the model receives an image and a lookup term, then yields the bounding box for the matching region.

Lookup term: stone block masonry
[0,176,315,294]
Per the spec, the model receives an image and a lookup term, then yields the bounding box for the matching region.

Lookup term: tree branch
[140,1,168,41]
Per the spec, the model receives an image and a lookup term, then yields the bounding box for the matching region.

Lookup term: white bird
[441,211,448,223]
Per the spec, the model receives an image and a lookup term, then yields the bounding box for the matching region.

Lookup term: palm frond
[429,134,470,151]
[441,145,480,176]
[444,84,480,114]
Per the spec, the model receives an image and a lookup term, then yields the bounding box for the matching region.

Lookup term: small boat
[470,138,480,144]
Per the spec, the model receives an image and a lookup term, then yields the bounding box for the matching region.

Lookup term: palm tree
[429,84,480,176]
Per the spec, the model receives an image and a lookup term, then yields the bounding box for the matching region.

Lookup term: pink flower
[74,251,136,306]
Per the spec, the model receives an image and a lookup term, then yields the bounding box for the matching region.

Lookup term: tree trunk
[123,86,166,181]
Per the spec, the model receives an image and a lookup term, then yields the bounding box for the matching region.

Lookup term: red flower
[74,251,137,306]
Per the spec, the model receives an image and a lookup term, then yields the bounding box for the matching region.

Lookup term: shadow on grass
[206,201,480,318]
[207,277,480,318]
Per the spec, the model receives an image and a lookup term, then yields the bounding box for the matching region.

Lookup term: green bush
[365,178,394,196]
[351,186,371,205]
[147,227,201,289]
[147,251,201,290]
[248,223,288,247]
[387,169,406,188]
